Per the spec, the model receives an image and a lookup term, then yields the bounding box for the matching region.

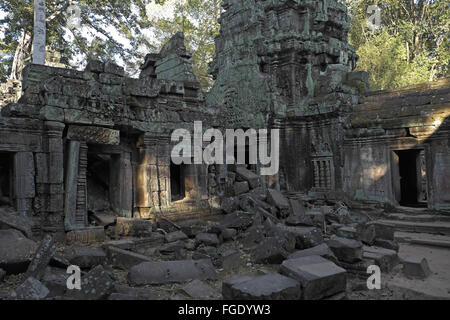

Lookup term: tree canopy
[0,0,448,91]
[348,0,449,90]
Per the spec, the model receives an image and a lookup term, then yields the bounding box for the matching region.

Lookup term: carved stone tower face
[207,0,358,128]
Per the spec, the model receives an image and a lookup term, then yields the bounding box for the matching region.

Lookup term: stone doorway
[393,149,428,207]
[170,162,185,202]
[0,152,13,207]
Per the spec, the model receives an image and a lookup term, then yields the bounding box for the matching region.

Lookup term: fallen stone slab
[362,224,376,245]
[13,277,49,300]
[239,225,266,249]
[159,240,186,254]
[48,253,71,271]
[67,265,113,300]
[0,229,37,274]
[267,189,289,217]
[181,279,221,300]
[363,246,399,273]
[234,181,250,196]
[222,211,254,230]
[235,167,261,189]
[128,259,218,286]
[195,233,220,246]
[66,227,106,245]
[221,197,239,215]
[288,244,338,264]
[222,274,301,300]
[280,255,347,300]
[402,256,432,279]
[89,213,115,227]
[115,218,153,237]
[42,267,71,298]
[178,219,212,237]
[368,221,395,241]
[275,224,324,249]
[289,199,306,216]
[26,234,56,280]
[327,236,363,263]
[106,246,152,270]
[63,244,107,269]
[254,237,291,264]
[221,249,242,270]
[165,230,188,243]
[192,246,220,267]
[336,226,360,240]
[0,209,34,238]
[221,228,237,241]
[373,239,399,252]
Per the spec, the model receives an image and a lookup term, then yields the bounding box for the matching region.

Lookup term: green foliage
[0,0,162,82]
[147,0,222,89]
[348,0,450,90]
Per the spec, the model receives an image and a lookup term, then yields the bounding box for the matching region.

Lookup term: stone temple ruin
[0,0,449,300]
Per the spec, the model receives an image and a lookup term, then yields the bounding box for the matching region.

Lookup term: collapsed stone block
[26,234,56,280]
[67,265,113,300]
[275,224,324,249]
[115,218,153,237]
[368,221,395,241]
[222,274,301,300]
[235,167,261,189]
[128,259,218,286]
[234,181,250,196]
[181,279,221,300]
[195,232,220,247]
[267,189,290,217]
[288,243,338,264]
[363,246,399,273]
[402,256,432,279]
[63,244,107,269]
[280,255,347,300]
[165,230,188,243]
[327,236,363,263]
[106,246,152,270]
[13,277,49,300]
[0,229,37,274]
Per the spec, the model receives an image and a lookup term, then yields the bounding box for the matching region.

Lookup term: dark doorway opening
[0,152,13,207]
[171,162,185,202]
[394,149,427,207]
[87,153,112,214]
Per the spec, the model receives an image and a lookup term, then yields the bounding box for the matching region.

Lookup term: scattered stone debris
[13,277,49,300]
[223,274,301,300]
[128,259,218,286]
[402,256,432,279]
[0,0,449,302]
[0,229,37,274]
[280,255,347,300]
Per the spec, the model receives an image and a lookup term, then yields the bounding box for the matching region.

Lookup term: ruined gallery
[0,0,449,300]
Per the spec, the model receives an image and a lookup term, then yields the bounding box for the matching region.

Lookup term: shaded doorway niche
[0,152,13,207]
[170,162,186,202]
[392,149,428,207]
[87,153,112,215]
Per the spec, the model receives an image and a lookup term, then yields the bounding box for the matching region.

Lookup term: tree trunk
[10,32,32,80]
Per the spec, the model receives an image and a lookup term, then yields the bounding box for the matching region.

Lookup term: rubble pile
[0,167,424,300]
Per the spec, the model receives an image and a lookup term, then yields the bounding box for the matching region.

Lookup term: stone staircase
[382,208,450,249]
